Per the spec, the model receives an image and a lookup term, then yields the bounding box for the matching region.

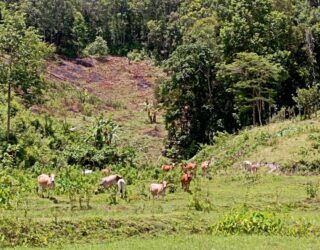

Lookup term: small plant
[215,207,284,235]
[188,191,213,212]
[82,36,109,57]
[107,187,118,205]
[305,181,319,199]
[142,99,159,124]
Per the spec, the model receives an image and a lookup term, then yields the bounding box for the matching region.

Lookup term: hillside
[195,116,320,174]
[42,56,167,163]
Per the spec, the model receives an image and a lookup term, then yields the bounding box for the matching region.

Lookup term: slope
[194,116,320,174]
[42,56,166,163]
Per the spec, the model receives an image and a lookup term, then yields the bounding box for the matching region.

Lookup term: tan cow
[149,181,167,199]
[37,174,55,198]
[243,161,258,173]
[95,174,123,195]
[201,159,213,177]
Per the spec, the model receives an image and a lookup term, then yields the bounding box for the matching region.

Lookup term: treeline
[2,0,320,160]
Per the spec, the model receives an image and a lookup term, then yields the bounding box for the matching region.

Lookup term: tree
[0,4,53,142]
[22,0,75,56]
[159,43,235,159]
[217,52,287,126]
[293,85,320,119]
[82,36,109,57]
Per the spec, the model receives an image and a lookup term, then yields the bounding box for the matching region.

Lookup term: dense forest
[1,0,320,162]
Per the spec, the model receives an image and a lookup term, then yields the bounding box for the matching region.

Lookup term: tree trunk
[257,100,263,126]
[252,104,256,125]
[7,80,11,142]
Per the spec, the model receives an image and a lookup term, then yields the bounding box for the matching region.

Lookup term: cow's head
[116,175,123,181]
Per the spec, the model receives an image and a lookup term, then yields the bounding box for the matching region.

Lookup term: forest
[1,0,320,249]
[2,0,320,159]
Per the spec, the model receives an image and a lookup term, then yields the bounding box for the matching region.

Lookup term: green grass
[195,117,320,173]
[2,173,320,248]
[9,235,320,250]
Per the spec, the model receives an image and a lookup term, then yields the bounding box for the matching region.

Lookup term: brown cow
[161,163,177,172]
[161,165,171,172]
[181,172,192,192]
[181,162,198,177]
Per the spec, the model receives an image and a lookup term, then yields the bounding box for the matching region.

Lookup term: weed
[305,181,319,199]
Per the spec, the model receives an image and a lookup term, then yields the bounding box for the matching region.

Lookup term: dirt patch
[144,126,164,138]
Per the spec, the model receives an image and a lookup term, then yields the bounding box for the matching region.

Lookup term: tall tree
[159,44,235,159]
[0,4,53,142]
[218,52,287,126]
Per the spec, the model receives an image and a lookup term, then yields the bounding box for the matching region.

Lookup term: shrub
[305,181,319,199]
[83,36,109,57]
[215,207,284,235]
[293,85,320,119]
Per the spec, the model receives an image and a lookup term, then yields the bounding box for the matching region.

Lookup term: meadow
[1,169,320,248]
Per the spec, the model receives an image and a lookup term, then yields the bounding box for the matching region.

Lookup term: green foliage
[293,85,320,119]
[57,167,100,209]
[217,52,287,126]
[305,181,319,199]
[215,207,284,235]
[83,36,109,57]
[0,169,34,209]
[188,191,213,212]
[159,43,235,158]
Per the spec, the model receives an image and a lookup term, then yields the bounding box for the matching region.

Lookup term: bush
[56,167,100,209]
[82,36,109,57]
[306,181,319,199]
[215,207,284,235]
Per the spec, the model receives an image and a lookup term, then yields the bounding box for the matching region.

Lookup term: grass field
[9,235,320,250]
[2,172,320,248]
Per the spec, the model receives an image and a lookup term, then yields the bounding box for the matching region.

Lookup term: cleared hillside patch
[195,117,320,174]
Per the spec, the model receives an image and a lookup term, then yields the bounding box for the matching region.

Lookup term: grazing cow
[264,162,280,173]
[161,165,171,172]
[149,181,167,199]
[161,163,177,172]
[117,178,126,198]
[201,159,213,177]
[181,162,198,177]
[243,161,258,173]
[181,172,192,192]
[37,174,55,198]
[95,174,123,194]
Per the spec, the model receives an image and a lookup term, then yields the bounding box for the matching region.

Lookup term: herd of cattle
[36,159,279,199]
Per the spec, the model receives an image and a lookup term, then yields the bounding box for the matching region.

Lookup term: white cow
[37,174,55,197]
[149,181,167,199]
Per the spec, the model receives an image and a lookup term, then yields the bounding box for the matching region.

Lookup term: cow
[201,159,213,177]
[161,162,177,172]
[243,161,258,173]
[181,172,192,192]
[117,178,126,198]
[95,174,123,195]
[181,162,198,177]
[161,165,171,172]
[37,174,55,198]
[149,181,167,199]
